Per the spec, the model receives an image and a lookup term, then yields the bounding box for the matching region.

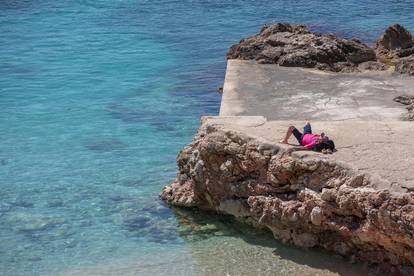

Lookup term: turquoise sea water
[1,1,414,275]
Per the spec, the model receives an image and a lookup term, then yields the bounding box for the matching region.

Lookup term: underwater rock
[107,195,127,202]
[123,215,151,230]
[85,139,127,152]
[6,212,65,233]
[10,198,34,208]
[47,198,64,207]
[118,200,180,243]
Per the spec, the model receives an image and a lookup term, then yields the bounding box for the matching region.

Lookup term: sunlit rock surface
[162,58,414,274]
[227,22,414,77]
[227,23,376,72]
[162,117,414,274]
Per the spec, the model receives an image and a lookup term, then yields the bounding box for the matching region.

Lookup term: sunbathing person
[280,122,335,153]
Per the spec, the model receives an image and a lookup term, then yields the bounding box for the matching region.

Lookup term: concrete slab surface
[204,116,414,193]
[218,61,414,192]
[221,60,414,121]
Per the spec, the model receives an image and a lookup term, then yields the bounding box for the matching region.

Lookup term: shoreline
[162,23,414,274]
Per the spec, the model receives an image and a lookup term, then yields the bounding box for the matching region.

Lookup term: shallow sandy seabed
[58,236,367,276]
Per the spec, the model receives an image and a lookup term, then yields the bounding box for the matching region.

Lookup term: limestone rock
[395,55,414,76]
[310,206,323,226]
[358,61,389,71]
[394,94,414,120]
[227,23,376,72]
[227,23,414,78]
[161,120,414,273]
[376,24,414,62]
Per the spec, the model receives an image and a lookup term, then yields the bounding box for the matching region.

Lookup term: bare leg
[280,125,295,143]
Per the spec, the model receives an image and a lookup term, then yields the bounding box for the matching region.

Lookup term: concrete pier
[216,60,414,192]
[221,60,414,121]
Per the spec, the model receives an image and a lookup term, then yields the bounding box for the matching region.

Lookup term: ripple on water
[2,0,414,275]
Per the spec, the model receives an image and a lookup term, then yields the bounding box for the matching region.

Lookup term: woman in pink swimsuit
[280,122,335,153]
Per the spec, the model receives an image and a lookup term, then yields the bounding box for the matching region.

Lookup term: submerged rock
[161,119,414,274]
[47,198,64,208]
[5,212,65,233]
[227,23,376,72]
[85,139,127,152]
[116,200,181,243]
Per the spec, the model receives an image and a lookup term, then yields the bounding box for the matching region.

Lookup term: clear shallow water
[1,0,413,275]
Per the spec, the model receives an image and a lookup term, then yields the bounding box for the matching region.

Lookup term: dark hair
[313,140,335,152]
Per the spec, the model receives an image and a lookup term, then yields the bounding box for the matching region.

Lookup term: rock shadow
[170,206,369,275]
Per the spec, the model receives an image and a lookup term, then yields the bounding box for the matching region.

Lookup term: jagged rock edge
[161,121,414,274]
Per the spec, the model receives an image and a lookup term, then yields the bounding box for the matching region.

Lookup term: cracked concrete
[163,60,414,272]
[221,60,414,121]
[162,116,414,271]
[202,117,414,193]
[218,60,414,193]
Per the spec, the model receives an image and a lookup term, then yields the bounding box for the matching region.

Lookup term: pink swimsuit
[301,134,320,150]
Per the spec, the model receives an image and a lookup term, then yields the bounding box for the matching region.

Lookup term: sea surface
[1,1,413,275]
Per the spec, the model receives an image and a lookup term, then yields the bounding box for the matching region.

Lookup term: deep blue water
[1,1,414,275]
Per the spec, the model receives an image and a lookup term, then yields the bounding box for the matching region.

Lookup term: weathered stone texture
[162,121,414,275]
[227,22,414,78]
[376,24,414,62]
[395,55,414,76]
[394,95,414,121]
[227,23,376,72]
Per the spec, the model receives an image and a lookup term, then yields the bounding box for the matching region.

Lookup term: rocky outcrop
[358,60,389,71]
[227,22,414,76]
[227,23,376,72]
[395,55,414,76]
[375,24,414,77]
[394,95,414,120]
[162,120,414,275]
[376,24,414,63]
